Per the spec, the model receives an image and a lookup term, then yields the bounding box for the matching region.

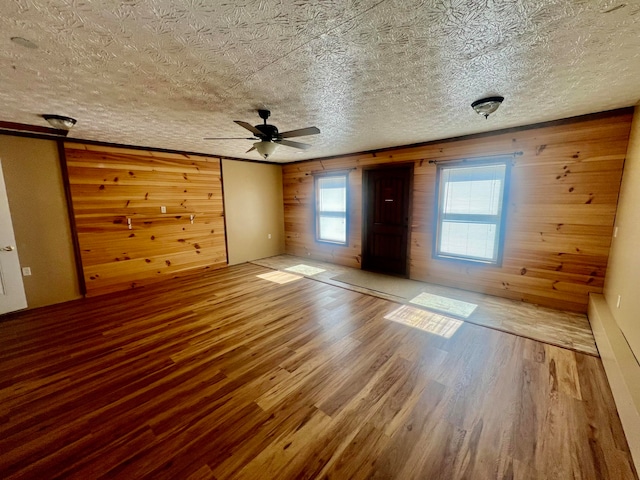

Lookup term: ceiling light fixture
[42,114,77,130]
[471,96,504,119]
[254,140,278,159]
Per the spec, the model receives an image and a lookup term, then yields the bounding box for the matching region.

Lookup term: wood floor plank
[321,421,391,479]
[0,263,636,479]
[252,254,599,356]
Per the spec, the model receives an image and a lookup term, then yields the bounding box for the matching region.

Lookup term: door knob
[1,245,15,252]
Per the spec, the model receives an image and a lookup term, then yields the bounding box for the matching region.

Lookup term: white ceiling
[1,0,639,163]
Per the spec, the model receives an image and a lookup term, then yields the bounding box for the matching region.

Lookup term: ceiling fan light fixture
[471,96,504,119]
[254,140,278,159]
[42,114,77,130]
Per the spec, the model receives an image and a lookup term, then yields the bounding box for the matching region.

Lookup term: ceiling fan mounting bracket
[257,109,271,123]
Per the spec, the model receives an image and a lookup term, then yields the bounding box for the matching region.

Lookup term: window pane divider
[442,214,500,223]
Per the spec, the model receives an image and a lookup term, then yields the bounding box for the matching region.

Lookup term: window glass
[318,177,346,212]
[318,216,346,243]
[439,222,497,260]
[434,162,508,264]
[315,174,348,245]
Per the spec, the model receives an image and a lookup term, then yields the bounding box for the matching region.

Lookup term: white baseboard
[588,293,640,472]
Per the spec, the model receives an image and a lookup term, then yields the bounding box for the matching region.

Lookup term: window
[315,173,348,245]
[434,160,509,265]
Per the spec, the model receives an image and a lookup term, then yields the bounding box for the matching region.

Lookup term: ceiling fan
[204,109,320,159]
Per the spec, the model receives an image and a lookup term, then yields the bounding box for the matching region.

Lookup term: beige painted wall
[598,105,640,471]
[0,135,81,308]
[222,159,285,265]
[588,295,640,471]
[604,107,640,362]
[592,115,640,468]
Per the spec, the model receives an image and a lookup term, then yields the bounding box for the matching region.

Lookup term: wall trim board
[286,107,635,166]
[588,293,640,472]
[0,120,69,137]
[219,159,230,266]
[63,141,225,162]
[56,141,87,295]
[0,127,275,165]
[3,108,634,170]
[62,140,273,164]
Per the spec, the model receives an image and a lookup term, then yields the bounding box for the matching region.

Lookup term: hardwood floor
[0,263,636,479]
[252,255,598,356]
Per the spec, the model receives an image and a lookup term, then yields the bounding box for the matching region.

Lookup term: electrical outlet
[614,226,618,238]
[616,295,621,309]
[160,206,167,213]
[268,233,272,239]
[22,267,31,276]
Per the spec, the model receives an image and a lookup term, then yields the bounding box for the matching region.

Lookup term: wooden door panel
[363,165,412,276]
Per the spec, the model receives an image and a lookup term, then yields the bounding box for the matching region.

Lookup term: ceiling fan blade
[246,146,256,153]
[203,137,255,140]
[234,120,263,136]
[276,139,312,150]
[279,126,320,138]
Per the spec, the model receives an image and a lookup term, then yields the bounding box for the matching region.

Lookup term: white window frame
[314,172,349,246]
[433,160,510,265]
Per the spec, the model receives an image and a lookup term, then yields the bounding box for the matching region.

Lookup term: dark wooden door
[362,165,413,276]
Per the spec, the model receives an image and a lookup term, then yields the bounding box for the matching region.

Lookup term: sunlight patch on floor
[385,305,463,338]
[285,264,326,276]
[409,292,477,318]
[257,271,303,284]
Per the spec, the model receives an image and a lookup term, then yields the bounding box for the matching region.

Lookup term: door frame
[361,162,414,277]
[0,157,28,314]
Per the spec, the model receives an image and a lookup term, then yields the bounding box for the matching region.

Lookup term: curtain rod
[427,151,523,165]
[306,167,357,176]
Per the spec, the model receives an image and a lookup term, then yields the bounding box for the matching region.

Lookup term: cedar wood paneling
[65,143,227,296]
[282,111,633,312]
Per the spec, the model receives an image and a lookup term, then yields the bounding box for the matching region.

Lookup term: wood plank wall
[65,143,227,296]
[282,110,634,312]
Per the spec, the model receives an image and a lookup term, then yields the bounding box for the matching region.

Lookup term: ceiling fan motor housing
[255,123,279,140]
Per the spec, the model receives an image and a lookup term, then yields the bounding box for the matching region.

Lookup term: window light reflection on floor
[257,271,303,284]
[408,292,477,318]
[384,305,463,338]
[284,264,326,276]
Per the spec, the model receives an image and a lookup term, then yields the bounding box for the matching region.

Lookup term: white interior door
[0,158,27,314]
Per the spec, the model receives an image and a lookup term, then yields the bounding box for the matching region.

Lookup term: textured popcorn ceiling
[1,0,639,163]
